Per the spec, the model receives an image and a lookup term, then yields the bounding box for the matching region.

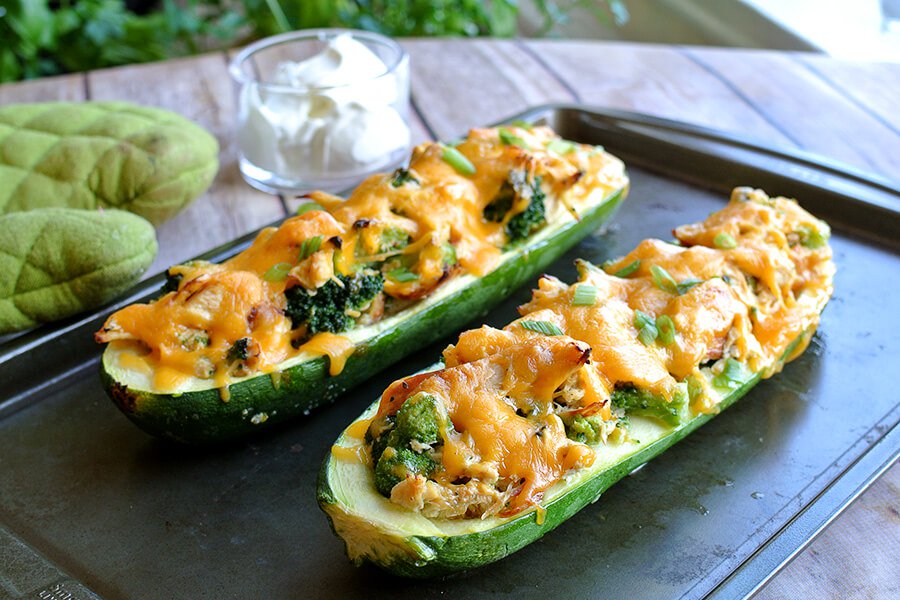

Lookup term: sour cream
[237,33,410,186]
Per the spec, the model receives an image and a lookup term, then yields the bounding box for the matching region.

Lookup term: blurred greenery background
[0,0,627,82]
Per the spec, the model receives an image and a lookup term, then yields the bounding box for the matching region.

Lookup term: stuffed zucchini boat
[318,187,835,577]
[95,125,629,442]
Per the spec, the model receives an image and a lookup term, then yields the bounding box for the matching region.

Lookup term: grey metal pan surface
[0,104,897,600]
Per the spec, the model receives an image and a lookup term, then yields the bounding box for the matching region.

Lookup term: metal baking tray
[1,105,897,600]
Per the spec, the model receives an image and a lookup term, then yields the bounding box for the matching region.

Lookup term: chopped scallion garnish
[712,358,749,390]
[510,119,533,130]
[263,262,292,282]
[441,145,476,175]
[572,284,597,306]
[677,278,703,295]
[633,310,658,346]
[295,202,323,216]
[713,232,738,249]
[797,225,828,249]
[387,267,419,283]
[547,139,578,154]
[651,265,703,295]
[298,235,323,261]
[650,265,680,295]
[613,259,641,278]
[520,320,564,336]
[656,314,676,346]
[499,127,528,148]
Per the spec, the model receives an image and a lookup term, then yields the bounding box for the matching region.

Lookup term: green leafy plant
[0,0,627,83]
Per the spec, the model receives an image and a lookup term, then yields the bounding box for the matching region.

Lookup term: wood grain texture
[756,461,900,600]
[681,47,900,182]
[87,53,285,276]
[523,40,795,146]
[0,73,86,103]
[403,39,573,139]
[795,55,900,138]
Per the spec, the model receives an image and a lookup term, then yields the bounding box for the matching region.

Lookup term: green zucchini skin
[317,334,810,578]
[100,187,627,444]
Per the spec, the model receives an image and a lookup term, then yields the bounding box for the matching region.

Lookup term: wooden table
[1,39,897,597]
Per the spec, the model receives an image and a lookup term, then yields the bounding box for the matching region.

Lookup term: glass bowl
[229,29,411,194]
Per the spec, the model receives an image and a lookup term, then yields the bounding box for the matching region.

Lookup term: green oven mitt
[0,208,158,334]
[0,101,219,225]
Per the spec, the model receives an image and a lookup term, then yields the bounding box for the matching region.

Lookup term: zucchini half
[317,329,815,577]
[99,185,628,443]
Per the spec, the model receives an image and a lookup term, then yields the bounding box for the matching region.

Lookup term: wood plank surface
[87,53,285,276]
[403,39,573,139]
[0,73,86,103]
[795,55,900,138]
[757,462,900,599]
[522,40,796,146]
[681,47,900,182]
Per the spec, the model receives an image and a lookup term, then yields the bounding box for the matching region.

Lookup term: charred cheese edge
[319,187,835,576]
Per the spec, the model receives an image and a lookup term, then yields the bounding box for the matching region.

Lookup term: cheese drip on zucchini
[363,187,835,519]
[95,125,626,394]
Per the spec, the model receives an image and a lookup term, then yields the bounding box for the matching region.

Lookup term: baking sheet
[1,105,897,600]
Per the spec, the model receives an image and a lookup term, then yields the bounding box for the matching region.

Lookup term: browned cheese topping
[364,187,834,519]
[95,126,626,395]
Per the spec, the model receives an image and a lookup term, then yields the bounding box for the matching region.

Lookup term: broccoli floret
[390,167,419,188]
[227,337,250,363]
[394,393,442,446]
[612,384,690,426]
[369,393,444,497]
[366,414,396,465]
[374,446,437,496]
[284,272,384,334]
[483,170,547,243]
[561,413,605,445]
[484,184,514,223]
[379,227,411,254]
[162,270,182,294]
[506,187,545,242]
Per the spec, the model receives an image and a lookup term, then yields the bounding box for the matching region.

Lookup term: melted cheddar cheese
[96,125,627,395]
[366,187,834,519]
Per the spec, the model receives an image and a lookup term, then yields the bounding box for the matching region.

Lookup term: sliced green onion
[687,375,703,401]
[713,232,738,249]
[797,225,827,249]
[441,145,476,175]
[712,358,749,390]
[298,235,323,261]
[499,127,528,148]
[296,201,323,216]
[572,284,597,306]
[263,262,291,282]
[387,267,419,283]
[547,139,578,155]
[656,314,676,346]
[633,310,658,346]
[650,265,680,295]
[509,119,533,130]
[676,278,703,295]
[520,320,564,336]
[613,259,641,278]
[651,264,703,295]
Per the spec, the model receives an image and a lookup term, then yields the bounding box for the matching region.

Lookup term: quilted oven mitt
[0,102,218,225]
[0,208,158,334]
